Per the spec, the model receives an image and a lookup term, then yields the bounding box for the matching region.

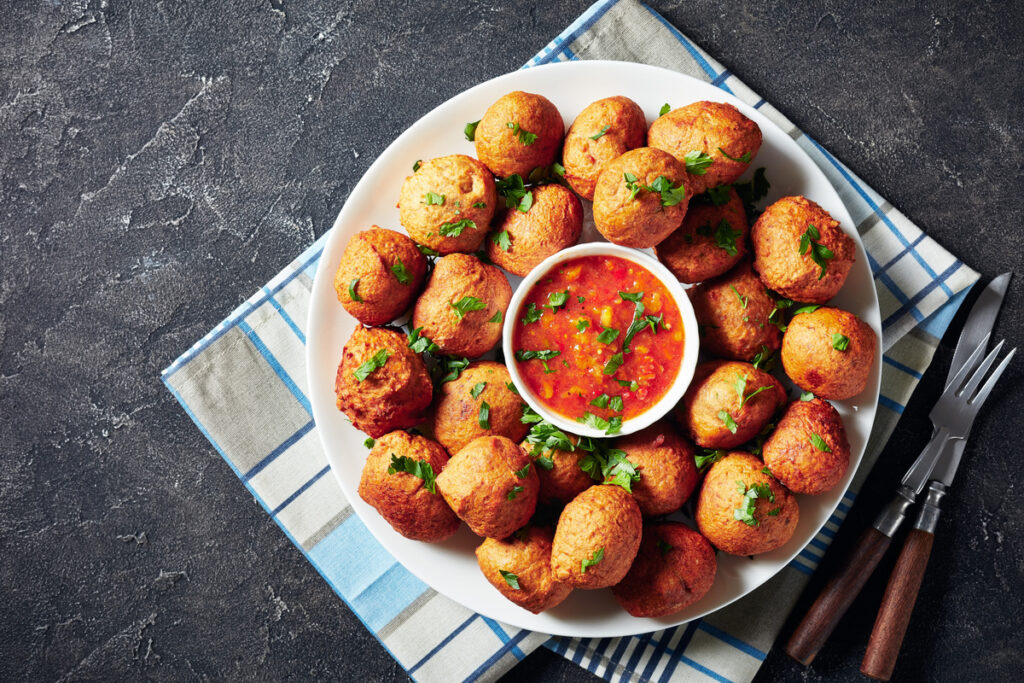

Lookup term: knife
[860,273,1012,680]
[785,274,1011,667]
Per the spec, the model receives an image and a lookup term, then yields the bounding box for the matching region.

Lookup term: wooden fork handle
[785,527,891,666]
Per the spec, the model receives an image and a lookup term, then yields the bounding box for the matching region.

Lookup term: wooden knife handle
[785,527,891,666]
[860,528,935,680]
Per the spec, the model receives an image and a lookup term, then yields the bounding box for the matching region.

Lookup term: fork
[786,334,1016,666]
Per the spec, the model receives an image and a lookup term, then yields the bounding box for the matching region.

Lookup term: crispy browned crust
[612,420,698,517]
[689,260,782,361]
[550,485,642,589]
[763,398,850,494]
[486,184,583,276]
[475,91,564,179]
[563,96,647,200]
[432,361,529,455]
[781,305,876,399]
[334,227,428,326]
[654,187,748,284]
[520,435,594,505]
[475,526,572,613]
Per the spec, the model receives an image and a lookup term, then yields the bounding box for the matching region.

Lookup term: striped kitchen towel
[161,1,978,681]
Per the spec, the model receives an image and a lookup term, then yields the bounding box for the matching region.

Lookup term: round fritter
[611,522,717,617]
[562,96,647,200]
[654,186,748,284]
[781,306,877,400]
[521,434,593,505]
[335,326,433,438]
[677,360,787,449]
[612,420,698,517]
[696,452,799,556]
[648,100,762,195]
[432,361,528,455]
[475,91,564,179]
[763,398,850,495]
[411,253,512,358]
[592,147,690,248]
[751,196,855,304]
[398,154,497,255]
[550,484,643,589]
[689,261,782,362]
[475,525,572,614]
[436,435,539,539]
[334,227,428,326]
[357,431,460,542]
[486,184,583,276]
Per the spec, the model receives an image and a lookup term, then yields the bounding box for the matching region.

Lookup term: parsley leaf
[602,352,624,375]
[792,304,822,315]
[619,291,644,303]
[646,175,687,206]
[354,349,390,382]
[718,146,752,163]
[363,437,375,448]
[492,229,511,252]
[438,218,476,237]
[544,289,570,313]
[505,381,520,395]
[348,278,362,302]
[684,150,713,175]
[730,285,749,309]
[515,349,561,362]
[609,395,623,412]
[810,432,833,452]
[575,318,590,332]
[449,296,487,320]
[524,419,575,458]
[387,454,436,493]
[623,171,643,200]
[696,219,742,256]
[520,404,544,424]
[579,444,639,489]
[470,382,487,399]
[391,258,412,284]
[581,547,604,573]
[718,409,738,434]
[590,394,610,409]
[659,103,671,116]
[514,463,531,478]
[478,401,491,429]
[705,184,732,206]
[596,327,620,344]
[499,570,520,590]
[507,484,524,500]
[506,121,538,146]
[767,298,792,332]
[832,333,850,351]
[407,326,439,354]
[751,345,777,371]
[438,356,470,383]
[464,120,480,141]
[487,310,503,323]
[424,191,445,206]
[496,174,533,212]
[589,124,610,140]
[412,160,422,172]
[521,303,542,325]
[733,480,775,526]
[415,243,440,257]
[695,449,726,470]
[552,161,565,177]
[800,391,815,401]
[798,223,835,279]
[472,201,487,208]
[577,411,610,432]
[614,378,640,392]
[733,167,770,216]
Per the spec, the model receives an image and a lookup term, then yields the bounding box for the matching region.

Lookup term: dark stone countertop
[2,1,1021,681]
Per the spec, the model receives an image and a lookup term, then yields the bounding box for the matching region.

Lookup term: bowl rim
[502,242,700,438]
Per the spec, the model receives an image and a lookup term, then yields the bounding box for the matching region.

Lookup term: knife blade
[929,272,1011,486]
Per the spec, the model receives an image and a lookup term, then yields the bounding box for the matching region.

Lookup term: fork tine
[959,340,1005,400]
[968,347,1017,408]
[943,332,991,396]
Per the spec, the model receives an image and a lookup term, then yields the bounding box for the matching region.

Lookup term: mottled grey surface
[1,1,1021,681]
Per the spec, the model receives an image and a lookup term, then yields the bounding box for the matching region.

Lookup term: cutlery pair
[785,273,1014,680]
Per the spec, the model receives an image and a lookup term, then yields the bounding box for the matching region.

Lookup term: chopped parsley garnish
[552,161,565,177]
[470,382,487,399]
[810,432,833,452]
[363,437,375,448]
[792,304,822,315]
[800,391,815,401]
[705,184,732,206]
[718,409,738,434]
[544,289,570,313]
[589,124,610,140]
[505,381,520,395]
[439,218,476,237]
[609,395,623,412]
[596,327,620,344]
[354,349,390,382]
[622,173,685,205]
[577,411,610,431]
[520,404,544,424]
[487,310,503,323]
[507,484,524,500]
[799,224,835,280]
[696,219,742,256]
[623,172,642,200]
[607,416,623,434]
[733,372,774,408]
[695,449,726,470]
[407,326,440,354]
[762,466,773,476]
[515,349,561,362]
[733,167,770,215]
[767,298,792,332]
[832,333,850,351]
[730,285,749,309]
[449,296,487,320]
[492,229,511,252]
[718,146,752,163]
[464,120,480,141]
[506,121,538,146]
[619,291,644,303]
[499,570,520,590]
[391,258,412,284]
[577,295,585,303]
[415,243,440,257]
[495,174,533,212]
[614,378,640,392]
[412,160,422,172]
[590,394,610,409]
[751,345,776,371]
[581,547,604,573]
[524,419,574,458]
[424,191,445,206]
[768,508,781,516]
[534,455,554,470]
[472,201,487,208]
[658,540,674,556]
[438,356,470,383]
[602,352,624,375]
[348,278,362,302]
[684,150,713,175]
[733,480,775,526]
[575,318,590,332]
[659,103,671,116]
[387,454,436,493]
[521,303,542,325]
[514,463,531,478]
[579,444,638,489]
[478,401,491,429]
